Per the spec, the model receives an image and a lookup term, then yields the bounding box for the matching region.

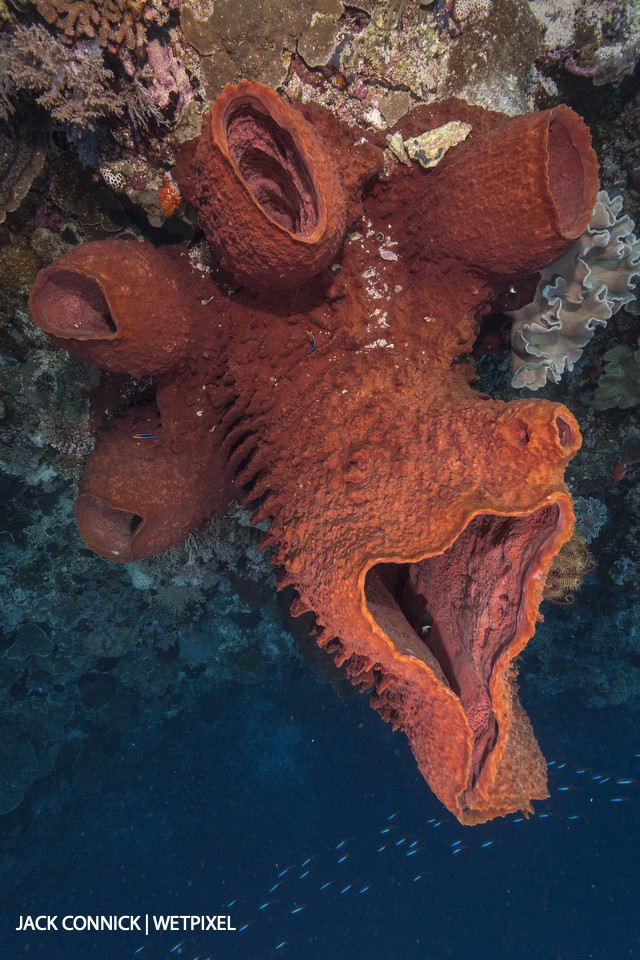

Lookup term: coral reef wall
[1,0,639,825]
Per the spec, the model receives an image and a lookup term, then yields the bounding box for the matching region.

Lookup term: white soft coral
[508,191,640,390]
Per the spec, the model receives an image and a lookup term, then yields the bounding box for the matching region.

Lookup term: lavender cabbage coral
[508,191,640,390]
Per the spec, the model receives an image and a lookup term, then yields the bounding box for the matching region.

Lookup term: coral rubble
[529,0,640,88]
[29,84,601,825]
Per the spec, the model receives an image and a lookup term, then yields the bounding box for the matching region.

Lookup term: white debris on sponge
[364,339,395,350]
[403,121,472,169]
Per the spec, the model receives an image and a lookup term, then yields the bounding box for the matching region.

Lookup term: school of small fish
[126,751,639,959]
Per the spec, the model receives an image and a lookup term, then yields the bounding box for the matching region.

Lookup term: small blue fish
[380,828,392,835]
[134,950,144,956]
[275,943,287,951]
[226,899,238,908]
[359,886,370,894]
[340,885,352,895]
[377,845,386,853]
[259,900,277,911]
[291,905,307,916]
[387,813,398,821]
[238,922,253,933]
[268,883,281,893]
[336,839,352,850]
[320,881,334,891]
[481,840,494,848]
[616,779,636,786]
[395,837,407,847]
[301,857,313,867]
[406,849,418,857]
[170,945,184,954]
[278,866,293,878]
[337,854,348,864]
[412,874,424,882]
[299,870,310,880]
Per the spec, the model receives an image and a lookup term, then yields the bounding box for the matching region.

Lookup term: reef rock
[180,0,344,99]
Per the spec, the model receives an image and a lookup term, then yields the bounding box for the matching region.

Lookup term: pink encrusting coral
[145,39,192,124]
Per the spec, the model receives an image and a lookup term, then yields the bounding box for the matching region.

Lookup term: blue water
[2,635,638,960]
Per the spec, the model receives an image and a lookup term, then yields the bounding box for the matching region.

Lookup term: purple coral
[145,39,192,125]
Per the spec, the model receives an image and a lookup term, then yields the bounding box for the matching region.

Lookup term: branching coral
[509,191,640,390]
[32,0,173,55]
[0,23,123,128]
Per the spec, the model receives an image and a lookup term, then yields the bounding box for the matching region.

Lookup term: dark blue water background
[1,620,638,960]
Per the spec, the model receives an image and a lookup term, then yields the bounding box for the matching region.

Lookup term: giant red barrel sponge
[403,102,599,279]
[29,87,603,824]
[74,384,229,563]
[193,80,349,292]
[29,239,233,561]
[28,239,209,379]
